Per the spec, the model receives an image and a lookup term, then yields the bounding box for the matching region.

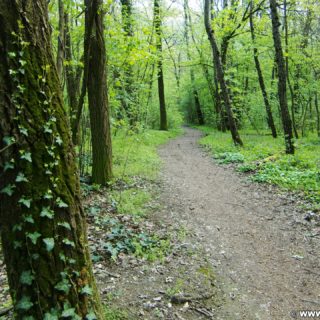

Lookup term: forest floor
[1,127,320,319]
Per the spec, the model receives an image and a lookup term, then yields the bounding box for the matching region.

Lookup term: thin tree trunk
[57,0,65,83]
[184,0,204,125]
[283,0,299,139]
[120,0,136,124]
[0,1,103,318]
[204,0,243,146]
[154,0,168,131]
[269,0,294,154]
[65,13,82,137]
[86,0,112,184]
[249,1,277,137]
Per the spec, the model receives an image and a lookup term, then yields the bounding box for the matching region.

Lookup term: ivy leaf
[16,295,33,311]
[1,184,15,196]
[40,207,54,219]
[44,190,53,199]
[58,222,71,230]
[55,136,63,146]
[20,270,34,285]
[44,313,58,320]
[19,197,32,208]
[16,172,29,182]
[55,279,70,294]
[20,151,32,163]
[56,197,68,208]
[43,124,53,134]
[85,312,97,320]
[27,232,41,245]
[43,238,55,252]
[19,126,28,137]
[4,161,15,171]
[62,238,75,247]
[61,308,80,319]
[3,136,15,145]
[80,285,92,296]
[8,52,16,58]
[14,241,22,249]
[24,215,34,224]
[44,310,59,320]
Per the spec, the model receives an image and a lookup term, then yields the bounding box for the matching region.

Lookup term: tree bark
[184,0,205,125]
[204,0,243,146]
[283,0,299,139]
[120,0,136,124]
[269,0,294,154]
[86,0,113,184]
[249,2,277,138]
[65,13,82,141]
[57,0,66,83]
[0,1,103,318]
[154,0,168,131]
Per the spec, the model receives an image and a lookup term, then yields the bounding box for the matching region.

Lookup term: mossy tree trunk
[204,0,243,146]
[57,0,66,83]
[0,1,103,318]
[269,0,294,154]
[154,0,168,131]
[85,0,112,184]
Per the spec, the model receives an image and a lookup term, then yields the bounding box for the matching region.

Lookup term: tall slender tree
[120,0,136,124]
[85,0,113,184]
[184,0,205,125]
[0,0,103,318]
[249,1,277,138]
[154,0,168,131]
[269,0,294,154]
[204,0,243,146]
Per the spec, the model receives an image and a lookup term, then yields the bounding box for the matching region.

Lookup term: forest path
[158,128,320,320]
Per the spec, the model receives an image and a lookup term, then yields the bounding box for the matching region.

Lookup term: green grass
[104,305,130,320]
[111,128,181,218]
[197,126,320,205]
[113,129,182,181]
[112,189,152,217]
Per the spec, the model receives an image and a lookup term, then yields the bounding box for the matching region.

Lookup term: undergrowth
[198,127,320,206]
[82,129,181,263]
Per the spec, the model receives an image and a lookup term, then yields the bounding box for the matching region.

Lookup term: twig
[0,142,16,154]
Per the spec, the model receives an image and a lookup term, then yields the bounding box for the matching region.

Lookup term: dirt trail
[158,128,320,320]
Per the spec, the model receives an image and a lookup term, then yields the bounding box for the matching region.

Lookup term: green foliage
[112,189,151,217]
[103,306,129,320]
[102,219,171,262]
[113,129,181,180]
[198,127,320,203]
[214,152,245,164]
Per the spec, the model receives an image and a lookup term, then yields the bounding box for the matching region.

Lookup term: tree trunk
[86,0,113,184]
[57,0,65,83]
[0,1,103,318]
[120,0,136,124]
[269,0,294,154]
[184,0,204,125]
[283,0,299,139]
[204,0,243,146]
[154,0,168,131]
[65,13,82,140]
[249,2,277,138]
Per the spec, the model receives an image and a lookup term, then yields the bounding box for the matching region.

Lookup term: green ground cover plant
[198,127,320,205]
